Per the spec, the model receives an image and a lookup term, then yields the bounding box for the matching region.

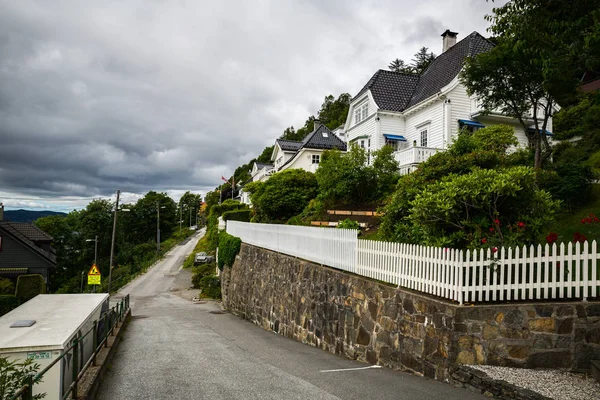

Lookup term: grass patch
[542,184,600,243]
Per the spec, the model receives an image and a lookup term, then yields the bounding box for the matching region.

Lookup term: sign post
[87,264,101,291]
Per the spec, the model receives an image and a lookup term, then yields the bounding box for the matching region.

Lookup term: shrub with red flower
[517,221,526,229]
[546,232,558,244]
[481,238,487,244]
[573,232,588,243]
[581,213,599,224]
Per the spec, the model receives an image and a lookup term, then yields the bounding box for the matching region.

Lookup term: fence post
[72,338,79,399]
[92,320,98,365]
[22,373,34,400]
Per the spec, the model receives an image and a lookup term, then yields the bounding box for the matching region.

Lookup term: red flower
[573,232,588,243]
[546,232,558,244]
[494,219,500,225]
[517,221,526,229]
[492,247,498,253]
[581,218,587,224]
[481,238,487,244]
[489,227,495,233]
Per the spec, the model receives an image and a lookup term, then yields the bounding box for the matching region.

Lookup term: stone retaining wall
[222,243,600,380]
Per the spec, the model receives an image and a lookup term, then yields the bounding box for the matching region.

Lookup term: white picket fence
[227,221,600,304]
[226,221,357,273]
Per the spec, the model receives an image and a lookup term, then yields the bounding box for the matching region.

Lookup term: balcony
[394,146,442,174]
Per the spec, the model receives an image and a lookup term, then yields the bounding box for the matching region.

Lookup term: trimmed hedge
[15,274,46,302]
[197,275,221,299]
[222,209,252,222]
[217,232,241,270]
[0,295,20,316]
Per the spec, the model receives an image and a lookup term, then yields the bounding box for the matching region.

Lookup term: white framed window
[312,154,320,164]
[360,140,365,149]
[322,132,328,138]
[354,102,369,125]
[420,128,428,147]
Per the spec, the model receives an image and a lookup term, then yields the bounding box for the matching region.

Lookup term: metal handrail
[8,294,130,400]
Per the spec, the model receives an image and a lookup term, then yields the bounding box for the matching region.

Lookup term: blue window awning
[383,134,407,141]
[458,119,485,128]
[527,128,553,136]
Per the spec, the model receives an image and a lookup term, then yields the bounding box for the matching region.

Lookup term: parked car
[194,252,214,265]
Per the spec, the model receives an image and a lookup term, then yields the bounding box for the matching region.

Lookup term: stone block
[494,312,504,324]
[586,326,600,344]
[503,309,524,328]
[458,335,474,350]
[415,314,426,323]
[528,318,555,333]
[366,349,378,364]
[469,323,482,334]
[587,305,600,317]
[555,336,572,349]
[507,345,529,360]
[527,350,572,368]
[474,344,485,364]
[556,306,574,317]
[403,298,415,314]
[557,318,574,334]
[357,325,371,345]
[532,334,554,349]
[482,324,500,340]
[535,305,554,317]
[456,350,475,365]
[368,301,378,320]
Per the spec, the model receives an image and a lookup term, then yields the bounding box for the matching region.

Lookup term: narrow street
[98,230,485,400]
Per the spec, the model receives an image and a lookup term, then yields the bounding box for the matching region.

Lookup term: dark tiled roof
[301,125,347,151]
[354,70,419,112]
[276,139,302,151]
[354,32,494,112]
[0,221,56,265]
[406,32,494,108]
[254,162,273,170]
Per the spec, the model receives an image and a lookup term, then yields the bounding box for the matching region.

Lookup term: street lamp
[157,202,166,255]
[85,235,98,293]
[108,190,130,295]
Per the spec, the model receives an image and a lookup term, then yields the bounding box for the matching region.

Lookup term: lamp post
[156,202,166,255]
[108,190,130,294]
[85,235,98,292]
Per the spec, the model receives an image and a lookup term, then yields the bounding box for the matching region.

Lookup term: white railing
[394,146,441,167]
[226,221,358,272]
[227,221,600,304]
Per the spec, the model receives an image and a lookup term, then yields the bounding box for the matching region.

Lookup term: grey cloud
[0,0,501,208]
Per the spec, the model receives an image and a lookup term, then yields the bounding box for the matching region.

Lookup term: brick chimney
[313,119,322,132]
[441,29,458,52]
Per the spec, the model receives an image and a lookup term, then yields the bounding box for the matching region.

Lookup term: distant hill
[3,209,67,223]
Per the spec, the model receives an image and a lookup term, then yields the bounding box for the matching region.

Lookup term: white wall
[405,101,445,148]
[448,83,472,140]
[346,115,376,144]
[281,149,323,173]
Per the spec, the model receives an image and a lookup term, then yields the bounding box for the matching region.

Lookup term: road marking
[320,365,382,373]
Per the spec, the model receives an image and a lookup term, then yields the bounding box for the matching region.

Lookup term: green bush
[222,209,252,222]
[0,278,14,295]
[539,163,595,211]
[0,357,44,400]
[15,274,46,302]
[337,219,360,230]
[192,262,216,288]
[0,295,20,316]
[217,232,242,270]
[197,275,221,299]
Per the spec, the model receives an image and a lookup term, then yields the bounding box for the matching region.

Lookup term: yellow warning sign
[88,264,101,276]
[88,264,101,285]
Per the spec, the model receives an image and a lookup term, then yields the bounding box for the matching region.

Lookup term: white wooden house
[344,30,552,174]
[271,122,347,174]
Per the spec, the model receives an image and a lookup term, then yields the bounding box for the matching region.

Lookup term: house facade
[0,207,56,285]
[250,162,274,183]
[344,30,552,174]
[272,122,347,174]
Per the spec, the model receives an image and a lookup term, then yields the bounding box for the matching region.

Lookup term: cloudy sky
[0,0,505,212]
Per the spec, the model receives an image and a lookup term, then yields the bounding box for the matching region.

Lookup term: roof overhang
[458,119,485,128]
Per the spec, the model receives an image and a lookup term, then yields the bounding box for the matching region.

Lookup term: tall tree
[388,58,412,73]
[411,47,436,74]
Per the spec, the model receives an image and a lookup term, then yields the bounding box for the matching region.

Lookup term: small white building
[0,294,109,400]
[272,121,347,173]
[344,30,553,174]
[249,161,274,183]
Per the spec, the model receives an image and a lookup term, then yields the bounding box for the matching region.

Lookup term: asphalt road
[98,229,485,400]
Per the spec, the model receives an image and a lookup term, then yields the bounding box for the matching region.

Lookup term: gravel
[469,365,600,400]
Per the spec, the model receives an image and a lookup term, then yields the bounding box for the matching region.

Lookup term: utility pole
[156,201,160,255]
[108,190,120,295]
[93,235,98,266]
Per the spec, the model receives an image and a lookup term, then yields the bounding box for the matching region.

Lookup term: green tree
[256,146,274,164]
[249,169,318,222]
[372,145,400,199]
[411,47,436,74]
[461,39,553,168]
[127,191,177,245]
[388,58,414,74]
[317,93,351,129]
[178,191,202,228]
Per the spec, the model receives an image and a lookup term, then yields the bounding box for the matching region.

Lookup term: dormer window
[322,132,328,138]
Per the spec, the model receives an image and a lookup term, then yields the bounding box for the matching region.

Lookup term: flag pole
[232,177,234,200]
